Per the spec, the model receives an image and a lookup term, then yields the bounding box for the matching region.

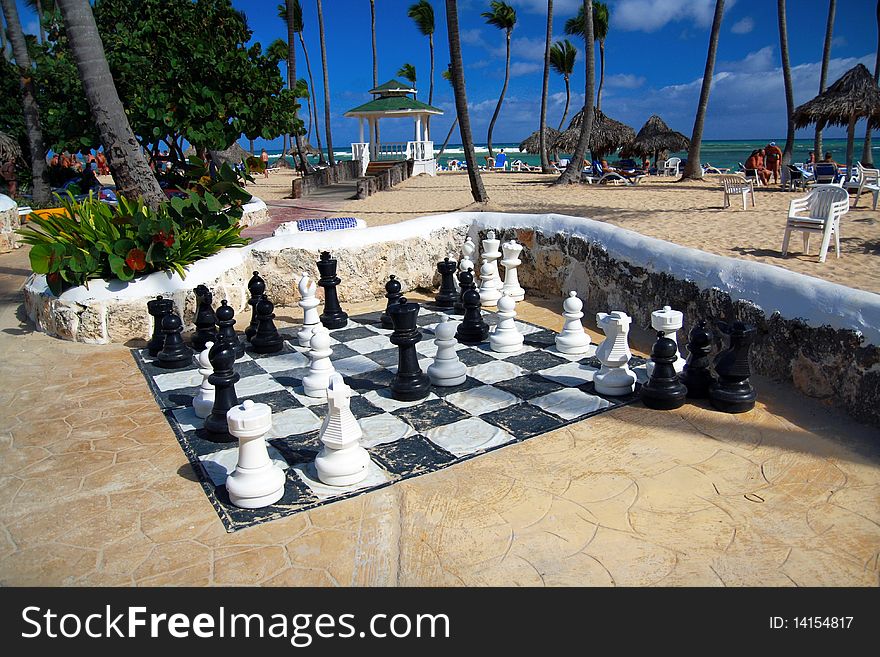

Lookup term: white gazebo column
[358,117,364,144]
[369,117,377,159]
[423,114,430,142]
[415,115,422,143]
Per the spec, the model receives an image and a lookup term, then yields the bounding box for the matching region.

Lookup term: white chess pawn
[297,271,320,348]
[478,261,502,308]
[490,293,524,353]
[646,305,686,376]
[225,399,286,509]
[555,291,591,355]
[481,230,503,290]
[594,311,638,396]
[427,315,467,386]
[500,239,525,301]
[302,326,336,398]
[193,341,215,418]
[315,374,370,486]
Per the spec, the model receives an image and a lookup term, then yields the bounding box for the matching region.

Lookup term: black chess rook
[435,257,458,309]
[709,320,757,413]
[388,298,431,401]
[191,285,218,352]
[156,312,192,369]
[641,331,687,410]
[205,341,240,439]
[215,299,245,358]
[147,295,173,356]
[680,319,717,398]
[380,274,403,329]
[317,251,348,329]
[250,294,284,354]
[245,271,266,342]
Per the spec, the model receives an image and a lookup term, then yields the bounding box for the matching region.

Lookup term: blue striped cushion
[297,217,359,232]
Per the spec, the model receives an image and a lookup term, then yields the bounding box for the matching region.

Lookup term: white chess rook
[490,293,524,353]
[500,239,525,301]
[315,374,370,486]
[478,261,502,308]
[481,230,503,290]
[302,326,336,398]
[225,399,286,509]
[594,311,638,396]
[428,315,467,385]
[193,341,216,418]
[555,291,591,355]
[297,271,321,348]
[646,305,686,376]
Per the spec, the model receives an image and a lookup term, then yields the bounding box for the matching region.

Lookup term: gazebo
[344,79,443,176]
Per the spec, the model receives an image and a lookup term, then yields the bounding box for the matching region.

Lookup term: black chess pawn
[191,285,218,352]
[245,271,266,342]
[455,284,490,345]
[215,299,245,358]
[380,274,403,329]
[156,312,192,369]
[388,298,431,401]
[435,257,458,309]
[250,294,284,354]
[641,331,688,410]
[317,251,348,329]
[453,268,476,315]
[147,295,173,356]
[709,320,757,413]
[680,320,717,399]
[205,340,240,439]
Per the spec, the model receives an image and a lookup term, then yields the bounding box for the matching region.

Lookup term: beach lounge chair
[720,175,756,210]
[781,184,850,263]
[845,162,880,209]
[784,164,808,192]
[512,159,541,172]
[703,164,730,174]
[811,163,842,186]
[661,157,681,177]
[595,162,644,185]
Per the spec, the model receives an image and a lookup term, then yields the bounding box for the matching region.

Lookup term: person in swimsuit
[764,141,782,183]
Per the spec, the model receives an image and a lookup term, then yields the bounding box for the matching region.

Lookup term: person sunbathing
[600,159,641,179]
[744,150,771,185]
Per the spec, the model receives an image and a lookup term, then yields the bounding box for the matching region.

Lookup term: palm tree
[549,40,576,131]
[815,0,836,163]
[55,0,165,207]
[481,1,516,158]
[777,0,796,175]
[1,0,49,203]
[437,66,459,158]
[564,1,609,111]
[285,0,314,173]
[408,1,435,131]
[680,0,724,180]
[539,0,553,172]
[370,0,379,146]
[554,0,594,186]
[861,0,879,166]
[446,0,487,202]
[315,0,334,166]
[397,63,417,89]
[291,0,324,163]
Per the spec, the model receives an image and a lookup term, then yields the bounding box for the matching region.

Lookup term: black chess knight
[709,320,757,413]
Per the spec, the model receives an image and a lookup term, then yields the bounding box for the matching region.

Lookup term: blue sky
[13,0,880,149]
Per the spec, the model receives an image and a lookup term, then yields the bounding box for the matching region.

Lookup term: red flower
[152,230,175,247]
[125,248,147,272]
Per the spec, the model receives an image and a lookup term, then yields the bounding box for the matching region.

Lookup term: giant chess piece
[427,315,467,386]
[297,272,320,348]
[641,332,688,410]
[594,311,638,396]
[315,374,371,487]
[680,320,716,399]
[454,267,475,315]
[302,326,336,398]
[147,295,173,356]
[455,284,490,345]
[646,305,686,377]
[481,230,503,290]
[225,399,286,508]
[460,236,477,275]
[478,261,502,308]
[250,294,284,354]
[435,256,458,309]
[191,285,218,352]
[205,340,240,438]
[490,292,524,353]
[193,341,215,419]
[317,251,348,329]
[380,275,403,329]
[215,299,245,358]
[388,298,431,401]
[555,291,591,355]
[245,271,266,342]
[157,311,192,369]
[500,239,525,301]
[709,320,757,413]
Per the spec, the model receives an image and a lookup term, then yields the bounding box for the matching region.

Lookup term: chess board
[133,307,649,532]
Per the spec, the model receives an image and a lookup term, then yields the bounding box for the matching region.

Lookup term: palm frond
[481,1,517,31]
[407,0,435,36]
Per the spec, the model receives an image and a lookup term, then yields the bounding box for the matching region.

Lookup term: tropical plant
[445,0,488,202]
[280,1,314,173]
[564,1,608,111]
[777,0,795,174]
[436,67,459,159]
[316,0,334,166]
[408,1,435,129]
[539,0,553,171]
[397,63,417,90]
[481,1,516,158]
[681,0,725,180]
[815,0,836,164]
[862,0,879,166]
[549,40,576,131]
[288,0,324,163]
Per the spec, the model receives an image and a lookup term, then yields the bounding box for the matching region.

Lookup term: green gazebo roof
[344,95,443,116]
[369,79,417,95]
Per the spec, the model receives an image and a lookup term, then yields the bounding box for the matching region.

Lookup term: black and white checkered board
[133,307,648,532]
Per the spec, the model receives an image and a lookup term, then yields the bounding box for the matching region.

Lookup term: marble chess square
[416,312,443,327]
[346,333,394,355]
[456,348,496,367]
[267,406,322,439]
[444,384,519,415]
[257,350,310,373]
[505,349,569,371]
[415,339,439,358]
[156,386,199,410]
[391,398,470,434]
[362,389,439,412]
[513,320,543,336]
[480,402,562,439]
[199,446,289,486]
[424,416,516,457]
[325,343,360,360]
[537,361,598,387]
[632,363,649,384]
[523,329,556,348]
[530,388,611,421]
[171,406,202,432]
[269,430,323,462]
[345,368,395,393]
[291,459,393,500]
[332,355,384,377]
[247,390,305,413]
[351,311,384,325]
[363,347,399,368]
[474,341,536,360]
[493,373,564,400]
[270,367,310,389]
[466,359,526,385]
[369,434,457,477]
[235,373,286,397]
[152,368,204,392]
[545,344,598,361]
[430,375,482,398]
[358,412,416,447]
[331,326,376,343]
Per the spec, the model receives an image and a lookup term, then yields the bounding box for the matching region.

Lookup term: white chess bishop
[192,341,215,418]
[225,399,286,509]
[427,315,467,386]
[315,374,370,486]
[645,305,686,376]
[500,239,525,301]
[555,291,591,355]
[478,261,502,308]
[490,292,524,352]
[481,230,503,290]
[594,311,638,396]
[302,326,336,398]
[297,271,320,348]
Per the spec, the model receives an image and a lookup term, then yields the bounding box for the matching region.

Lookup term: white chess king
[192,341,215,418]
[297,271,320,348]
[646,305,686,376]
[594,311,638,396]
[500,239,525,301]
[427,315,467,386]
[225,399,286,509]
[315,374,370,486]
[555,291,591,355]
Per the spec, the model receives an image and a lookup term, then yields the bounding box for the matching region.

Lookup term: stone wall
[355,161,413,199]
[239,197,269,228]
[0,194,21,253]
[291,160,362,198]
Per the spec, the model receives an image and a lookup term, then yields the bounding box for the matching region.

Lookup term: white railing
[407,140,434,161]
[351,142,370,175]
[376,142,408,159]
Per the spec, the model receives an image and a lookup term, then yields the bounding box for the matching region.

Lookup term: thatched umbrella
[210,142,252,167]
[620,114,689,164]
[552,107,635,158]
[0,132,23,163]
[518,127,561,154]
[792,63,880,178]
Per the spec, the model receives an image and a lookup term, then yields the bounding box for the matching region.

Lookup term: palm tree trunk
[778,0,796,177]
[861,0,879,166]
[1,0,49,203]
[681,0,724,181]
[288,0,313,174]
[596,39,605,111]
[846,114,857,178]
[249,139,255,156]
[445,0,487,203]
[370,0,379,147]
[299,32,325,163]
[36,0,46,45]
[486,30,512,158]
[437,117,459,159]
[55,0,165,208]
[555,0,594,186]
[426,33,434,135]
[557,77,570,131]
[539,0,553,172]
[316,0,334,166]
[815,0,836,163]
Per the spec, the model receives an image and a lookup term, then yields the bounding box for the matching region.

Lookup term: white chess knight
[555,291,591,355]
[427,315,467,386]
[460,236,477,283]
[490,292,524,353]
[447,252,461,295]
[297,271,320,348]
[225,399,286,509]
[302,326,336,398]
[193,341,215,418]
[500,239,525,301]
[645,305,686,376]
[478,261,502,308]
[315,374,370,486]
[594,311,638,396]
[481,230,503,290]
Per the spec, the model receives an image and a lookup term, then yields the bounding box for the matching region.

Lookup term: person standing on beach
[261,149,269,178]
[764,142,782,183]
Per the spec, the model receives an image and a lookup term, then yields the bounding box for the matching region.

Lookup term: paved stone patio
[0,246,877,586]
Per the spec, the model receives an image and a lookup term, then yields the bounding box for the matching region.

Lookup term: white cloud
[730,16,754,34]
[719,46,775,73]
[511,34,577,63]
[507,0,583,14]
[460,28,485,46]
[604,73,646,89]
[510,61,542,77]
[614,0,736,33]
[832,36,848,48]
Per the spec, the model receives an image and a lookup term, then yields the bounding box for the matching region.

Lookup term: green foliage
[549,40,577,79]
[407,1,435,37]
[481,1,517,32]
[565,2,608,42]
[397,63,417,86]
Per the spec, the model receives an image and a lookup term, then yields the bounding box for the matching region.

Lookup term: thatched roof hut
[552,107,635,157]
[620,114,689,162]
[518,127,561,154]
[210,142,252,167]
[0,131,23,163]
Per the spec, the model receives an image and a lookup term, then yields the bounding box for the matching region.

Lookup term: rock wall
[291,160,361,198]
[239,197,269,228]
[355,161,413,199]
[0,194,21,253]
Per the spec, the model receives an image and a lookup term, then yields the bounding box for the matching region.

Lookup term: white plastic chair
[781,185,850,262]
[845,162,880,209]
[663,157,681,176]
[720,175,755,209]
